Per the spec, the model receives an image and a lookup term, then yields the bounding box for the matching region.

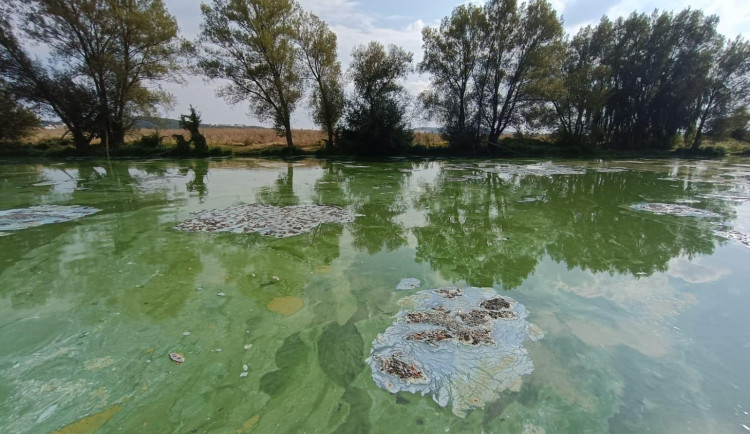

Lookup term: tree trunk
[71,129,89,154]
[326,128,334,149]
[692,105,711,150]
[284,120,294,149]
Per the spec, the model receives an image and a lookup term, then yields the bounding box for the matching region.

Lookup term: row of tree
[1,0,749,153]
[421,0,750,151]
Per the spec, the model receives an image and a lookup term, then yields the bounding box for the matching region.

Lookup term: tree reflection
[314,162,411,254]
[185,159,209,200]
[413,166,729,288]
[258,164,300,206]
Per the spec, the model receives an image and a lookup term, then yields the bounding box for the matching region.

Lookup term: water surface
[1,157,749,433]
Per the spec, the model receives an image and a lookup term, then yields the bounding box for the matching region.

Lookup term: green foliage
[1,0,184,150]
[708,106,750,142]
[0,82,39,143]
[198,0,303,148]
[295,12,344,148]
[418,4,486,151]
[135,131,163,149]
[179,105,208,154]
[341,42,414,154]
[418,0,564,150]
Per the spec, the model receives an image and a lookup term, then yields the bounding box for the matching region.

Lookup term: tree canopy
[198,0,303,148]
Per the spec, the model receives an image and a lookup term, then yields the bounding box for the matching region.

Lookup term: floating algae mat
[175,203,355,237]
[714,230,750,248]
[367,287,543,417]
[629,202,721,218]
[0,205,100,232]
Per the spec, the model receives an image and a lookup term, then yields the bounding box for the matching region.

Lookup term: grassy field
[31,127,447,155]
[25,127,748,157]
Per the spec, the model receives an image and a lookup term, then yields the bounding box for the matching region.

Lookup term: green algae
[0,158,749,433]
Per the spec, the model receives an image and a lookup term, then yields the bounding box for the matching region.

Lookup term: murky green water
[1,157,749,434]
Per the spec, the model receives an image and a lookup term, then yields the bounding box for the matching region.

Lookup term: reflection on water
[0,158,749,433]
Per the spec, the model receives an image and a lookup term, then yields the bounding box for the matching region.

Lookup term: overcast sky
[161,0,750,128]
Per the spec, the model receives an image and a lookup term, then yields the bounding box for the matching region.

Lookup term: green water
[1,157,749,434]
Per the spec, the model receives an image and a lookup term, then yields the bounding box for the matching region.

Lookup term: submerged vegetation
[0,0,749,157]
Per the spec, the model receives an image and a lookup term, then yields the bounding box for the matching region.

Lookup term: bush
[134,131,163,148]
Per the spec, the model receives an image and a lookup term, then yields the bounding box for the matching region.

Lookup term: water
[0,157,749,433]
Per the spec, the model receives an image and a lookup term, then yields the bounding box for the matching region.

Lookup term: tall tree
[483,0,563,144]
[198,0,303,149]
[20,0,184,147]
[419,4,486,150]
[342,42,413,154]
[294,11,343,148]
[547,24,612,144]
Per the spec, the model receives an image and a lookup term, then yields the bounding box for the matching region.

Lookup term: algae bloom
[367,287,543,417]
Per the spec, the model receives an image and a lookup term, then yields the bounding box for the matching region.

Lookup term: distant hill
[133,117,269,129]
[134,117,181,129]
[413,126,441,133]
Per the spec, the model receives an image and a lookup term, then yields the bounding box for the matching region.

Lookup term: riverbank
[2,133,748,160]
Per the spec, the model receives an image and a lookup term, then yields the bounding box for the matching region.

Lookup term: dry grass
[30,127,449,152]
[30,126,326,148]
[413,131,446,148]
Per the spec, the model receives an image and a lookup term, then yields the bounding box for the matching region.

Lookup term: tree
[19,0,184,148]
[341,42,414,154]
[418,0,563,149]
[600,10,722,149]
[294,11,343,148]
[547,25,612,144]
[707,106,750,142]
[0,13,100,150]
[198,0,303,149]
[693,37,750,148]
[419,4,486,150]
[173,105,208,155]
[484,0,563,144]
[0,80,39,143]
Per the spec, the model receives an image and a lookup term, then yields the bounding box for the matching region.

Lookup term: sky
[160,0,750,128]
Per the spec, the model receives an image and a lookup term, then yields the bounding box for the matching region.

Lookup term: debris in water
[174,203,356,238]
[629,202,721,218]
[240,372,248,378]
[217,292,226,297]
[436,287,462,299]
[243,364,249,371]
[182,331,191,336]
[272,276,280,281]
[0,205,100,232]
[481,297,511,311]
[367,287,543,417]
[375,353,424,379]
[714,230,750,248]
[169,353,185,365]
[244,344,252,350]
[396,278,421,291]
